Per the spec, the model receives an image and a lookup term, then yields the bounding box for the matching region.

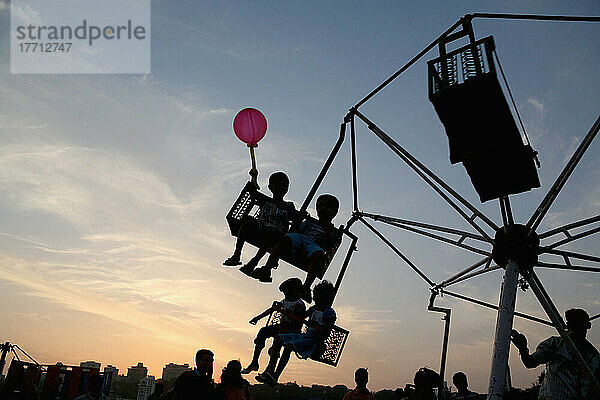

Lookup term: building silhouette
[80,361,101,369]
[127,362,148,382]
[161,363,190,383]
[137,376,155,400]
[104,364,119,377]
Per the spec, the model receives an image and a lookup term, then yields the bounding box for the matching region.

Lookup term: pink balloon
[233,108,267,146]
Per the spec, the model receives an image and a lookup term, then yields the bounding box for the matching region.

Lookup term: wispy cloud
[336,305,403,336]
[527,97,545,114]
[9,1,42,26]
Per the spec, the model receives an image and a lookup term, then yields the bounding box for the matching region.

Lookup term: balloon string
[248,145,260,190]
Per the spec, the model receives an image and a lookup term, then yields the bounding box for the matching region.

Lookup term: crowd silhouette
[136,307,597,400]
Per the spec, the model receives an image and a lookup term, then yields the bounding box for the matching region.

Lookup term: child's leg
[242,325,280,372]
[239,247,267,275]
[224,217,258,265]
[300,250,325,302]
[265,235,292,268]
[264,338,282,376]
[273,344,293,381]
[246,247,267,268]
[251,236,292,282]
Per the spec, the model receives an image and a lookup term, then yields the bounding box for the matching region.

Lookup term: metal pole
[471,13,600,23]
[353,110,499,235]
[299,122,346,214]
[350,114,359,212]
[248,145,260,190]
[0,342,11,376]
[358,217,435,287]
[333,229,358,299]
[442,289,552,326]
[488,260,519,400]
[429,293,451,399]
[527,114,600,232]
[354,19,463,109]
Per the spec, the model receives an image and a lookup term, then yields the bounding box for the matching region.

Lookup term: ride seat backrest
[266,309,349,367]
[226,182,343,278]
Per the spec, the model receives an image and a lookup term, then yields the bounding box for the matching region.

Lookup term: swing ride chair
[226,181,345,279]
[265,302,350,367]
[226,183,355,366]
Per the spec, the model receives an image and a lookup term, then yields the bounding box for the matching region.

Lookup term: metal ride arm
[333,219,359,300]
[535,261,600,273]
[352,110,498,240]
[435,257,494,289]
[354,14,600,111]
[539,215,600,242]
[358,215,435,287]
[440,290,552,326]
[540,248,600,264]
[527,114,600,232]
[359,213,489,243]
[298,121,346,218]
[359,212,491,257]
[428,291,451,400]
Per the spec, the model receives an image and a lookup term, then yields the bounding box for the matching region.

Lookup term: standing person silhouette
[147,382,165,400]
[215,360,252,400]
[170,349,215,400]
[412,367,439,400]
[511,308,600,400]
[450,372,478,400]
[343,368,376,400]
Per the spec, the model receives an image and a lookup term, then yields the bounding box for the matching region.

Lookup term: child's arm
[289,210,309,232]
[249,301,280,325]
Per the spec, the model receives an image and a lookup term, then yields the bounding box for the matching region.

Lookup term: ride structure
[345,12,600,400]
[226,13,599,397]
[0,342,113,399]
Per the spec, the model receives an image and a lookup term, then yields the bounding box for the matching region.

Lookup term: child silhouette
[256,280,337,386]
[224,172,295,276]
[241,277,306,376]
[251,194,339,303]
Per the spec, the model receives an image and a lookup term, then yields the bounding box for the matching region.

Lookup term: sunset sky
[0,0,599,393]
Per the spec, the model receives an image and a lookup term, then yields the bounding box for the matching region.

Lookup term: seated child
[240,277,305,375]
[251,194,339,302]
[256,280,337,386]
[223,171,295,276]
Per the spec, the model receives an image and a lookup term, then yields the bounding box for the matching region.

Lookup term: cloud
[0,134,265,354]
[336,305,402,336]
[0,115,47,130]
[9,1,42,26]
[527,97,545,114]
